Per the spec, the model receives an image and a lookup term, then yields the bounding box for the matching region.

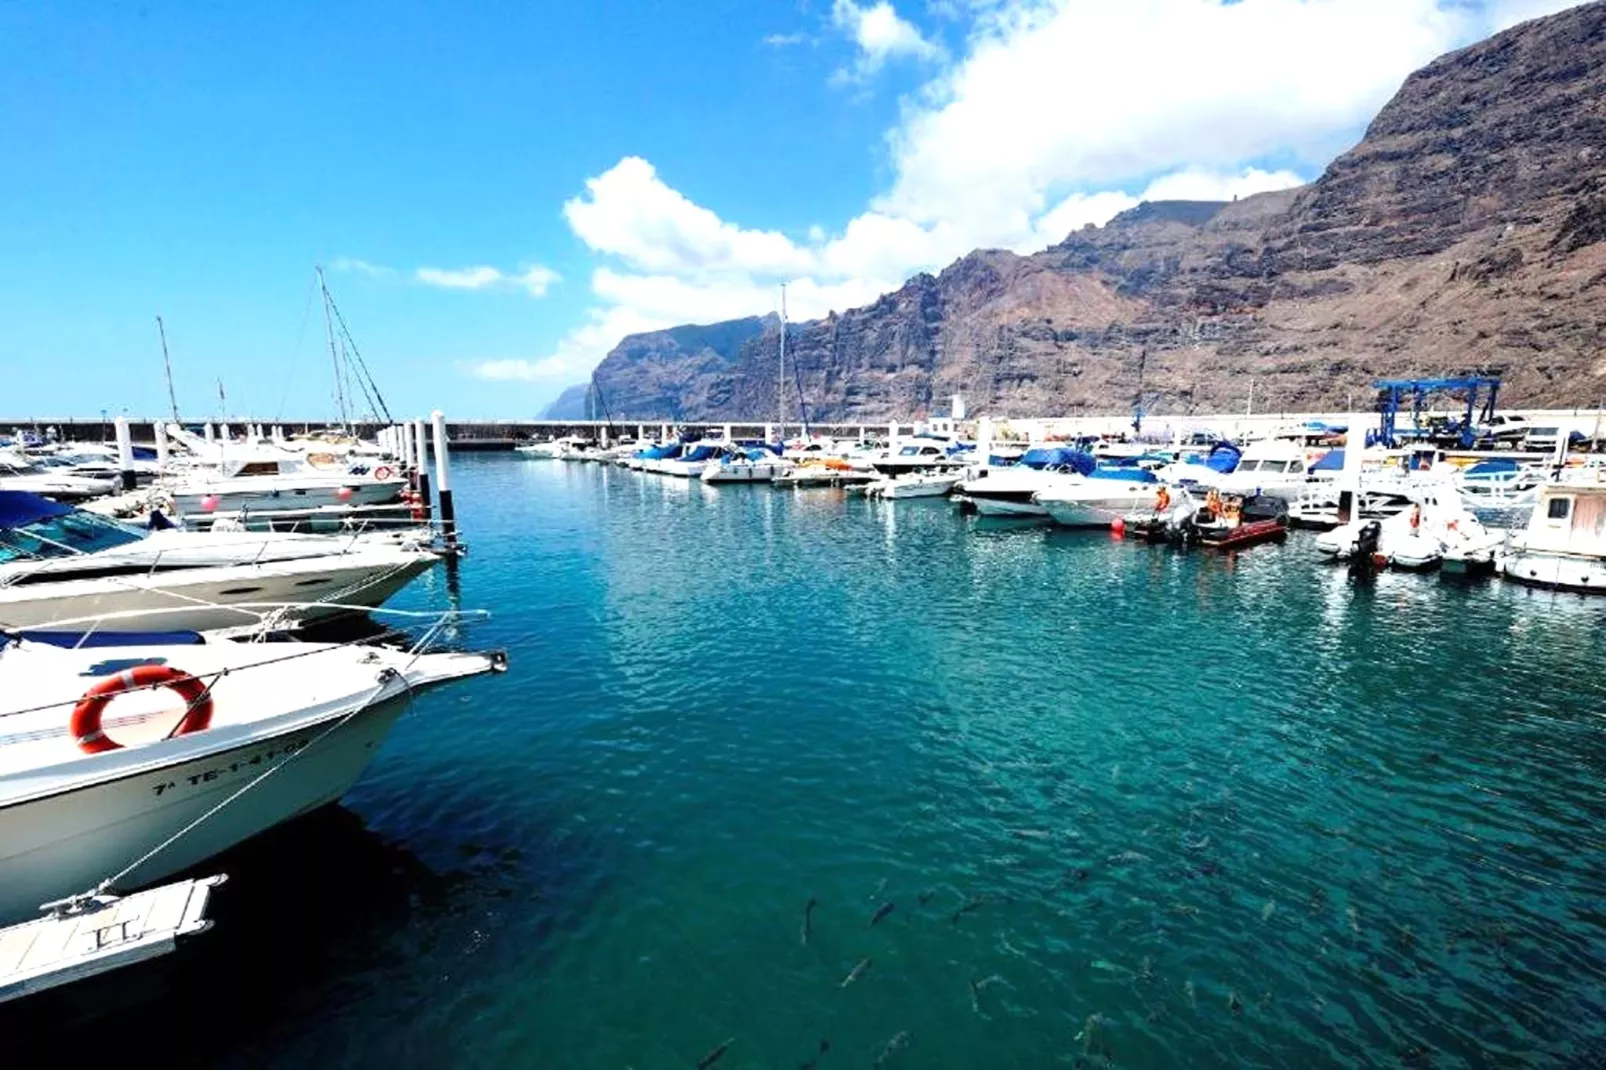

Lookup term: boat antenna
[155,315,181,423]
[317,265,350,427]
[322,279,393,424]
[778,283,787,437]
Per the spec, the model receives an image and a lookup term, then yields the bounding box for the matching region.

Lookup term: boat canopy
[681,445,720,463]
[3,629,208,649]
[1464,458,1521,476]
[1202,443,1241,473]
[0,491,72,530]
[1311,449,1344,473]
[637,443,680,460]
[1021,447,1096,474]
[1089,466,1159,483]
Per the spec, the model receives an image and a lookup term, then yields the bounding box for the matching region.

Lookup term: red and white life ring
[69,665,214,755]
[374,465,394,481]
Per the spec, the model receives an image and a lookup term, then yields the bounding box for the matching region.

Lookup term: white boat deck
[0,875,224,1003]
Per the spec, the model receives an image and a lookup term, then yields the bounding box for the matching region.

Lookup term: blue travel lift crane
[1373,376,1501,449]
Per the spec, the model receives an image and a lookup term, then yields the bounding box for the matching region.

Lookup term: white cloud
[1486,0,1587,32]
[328,257,394,277]
[763,31,808,47]
[473,356,570,381]
[504,0,1570,392]
[831,0,944,81]
[415,263,560,296]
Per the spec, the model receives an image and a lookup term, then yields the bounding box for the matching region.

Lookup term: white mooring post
[113,416,135,491]
[976,415,994,474]
[414,419,432,522]
[402,422,414,472]
[637,424,646,443]
[154,420,170,473]
[661,423,670,442]
[1338,428,1365,524]
[204,423,215,443]
[431,411,456,549]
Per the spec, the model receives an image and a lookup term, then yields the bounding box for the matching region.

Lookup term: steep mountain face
[541,383,591,419]
[592,2,1606,420]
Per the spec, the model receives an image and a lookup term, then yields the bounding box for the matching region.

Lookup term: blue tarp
[681,445,720,463]
[1464,458,1520,476]
[0,490,73,530]
[1021,448,1096,475]
[637,443,680,460]
[6,630,206,648]
[1311,449,1344,473]
[1089,466,1159,483]
[1203,443,1241,473]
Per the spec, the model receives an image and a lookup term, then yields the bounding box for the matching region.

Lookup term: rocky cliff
[592,2,1606,420]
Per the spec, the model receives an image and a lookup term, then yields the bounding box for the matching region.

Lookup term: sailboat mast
[778,283,787,434]
[316,266,349,426]
[156,315,181,422]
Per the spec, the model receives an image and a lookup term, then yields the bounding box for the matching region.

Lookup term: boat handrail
[0,604,491,721]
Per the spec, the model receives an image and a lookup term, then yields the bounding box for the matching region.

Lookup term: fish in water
[1261,899,1278,922]
[840,957,872,988]
[1228,991,1243,1016]
[697,1038,735,1070]
[869,901,896,927]
[798,1038,831,1069]
[1091,959,1134,979]
[1182,832,1211,852]
[801,897,817,946]
[1346,905,1361,934]
[1105,851,1150,866]
[917,889,936,906]
[950,896,988,924]
[873,1031,911,1067]
[870,878,888,900]
[969,974,1007,1015]
[1184,979,1197,1007]
[1062,868,1090,886]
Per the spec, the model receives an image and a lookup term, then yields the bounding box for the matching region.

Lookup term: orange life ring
[69,665,214,755]
[374,465,394,481]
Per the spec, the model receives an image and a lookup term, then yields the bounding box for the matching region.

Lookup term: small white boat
[0,452,117,502]
[1036,471,1167,527]
[0,492,437,632]
[1498,478,1606,592]
[0,620,505,927]
[166,453,405,517]
[1206,439,1315,503]
[701,448,788,484]
[866,472,962,499]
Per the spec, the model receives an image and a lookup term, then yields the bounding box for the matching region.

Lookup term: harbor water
[14,454,1606,1067]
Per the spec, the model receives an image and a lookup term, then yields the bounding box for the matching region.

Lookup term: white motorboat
[772,461,878,488]
[1498,478,1606,592]
[0,623,505,926]
[869,439,963,476]
[1316,483,1500,570]
[1036,470,1167,527]
[1456,458,1544,512]
[957,447,1096,517]
[0,451,118,502]
[865,472,962,499]
[1207,439,1314,503]
[701,448,788,484]
[165,452,406,516]
[656,443,723,478]
[0,492,437,632]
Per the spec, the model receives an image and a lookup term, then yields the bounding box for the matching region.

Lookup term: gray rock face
[591,2,1606,420]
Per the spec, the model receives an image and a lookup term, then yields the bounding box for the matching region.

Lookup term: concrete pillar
[1338,428,1365,523]
[204,423,215,443]
[114,416,135,491]
[661,423,670,442]
[636,424,645,442]
[432,411,456,547]
[977,415,994,471]
[414,418,432,521]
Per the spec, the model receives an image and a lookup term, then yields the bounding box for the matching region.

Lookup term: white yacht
[1316,483,1500,570]
[0,626,505,926]
[1035,469,1168,527]
[0,492,436,632]
[956,447,1095,517]
[165,452,406,516]
[870,440,963,475]
[865,471,963,499]
[0,451,118,502]
[1498,479,1606,592]
[1207,439,1314,502]
[701,448,788,484]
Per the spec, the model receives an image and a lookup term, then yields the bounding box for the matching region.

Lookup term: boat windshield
[0,511,147,563]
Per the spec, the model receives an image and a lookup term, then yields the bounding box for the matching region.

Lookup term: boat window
[1289,461,1305,474]
[1261,460,1290,473]
[0,510,146,562]
[1548,497,1572,520]
[235,461,280,477]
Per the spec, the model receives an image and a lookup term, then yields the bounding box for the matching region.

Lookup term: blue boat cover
[0,490,73,530]
[1089,465,1159,483]
[637,443,680,460]
[5,629,207,648]
[1465,458,1520,476]
[682,445,720,462]
[1311,449,1344,472]
[1203,443,1242,473]
[1021,447,1096,474]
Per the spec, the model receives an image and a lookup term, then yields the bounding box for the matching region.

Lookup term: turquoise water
[13,455,1606,1068]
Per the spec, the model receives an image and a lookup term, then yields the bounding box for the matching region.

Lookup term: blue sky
[0,0,1581,421]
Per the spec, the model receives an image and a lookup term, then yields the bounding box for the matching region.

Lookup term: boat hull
[0,554,434,632]
[1499,551,1606,593]
[174,480,404,516]
[967,492,1048,517]
[1197,519,1288,549]
[1040,495,1154,528]
[0,695,408,926]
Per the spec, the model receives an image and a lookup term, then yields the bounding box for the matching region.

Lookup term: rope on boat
[46,670,416,917]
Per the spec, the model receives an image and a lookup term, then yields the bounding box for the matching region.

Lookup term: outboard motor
[1354,520,1382,559]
